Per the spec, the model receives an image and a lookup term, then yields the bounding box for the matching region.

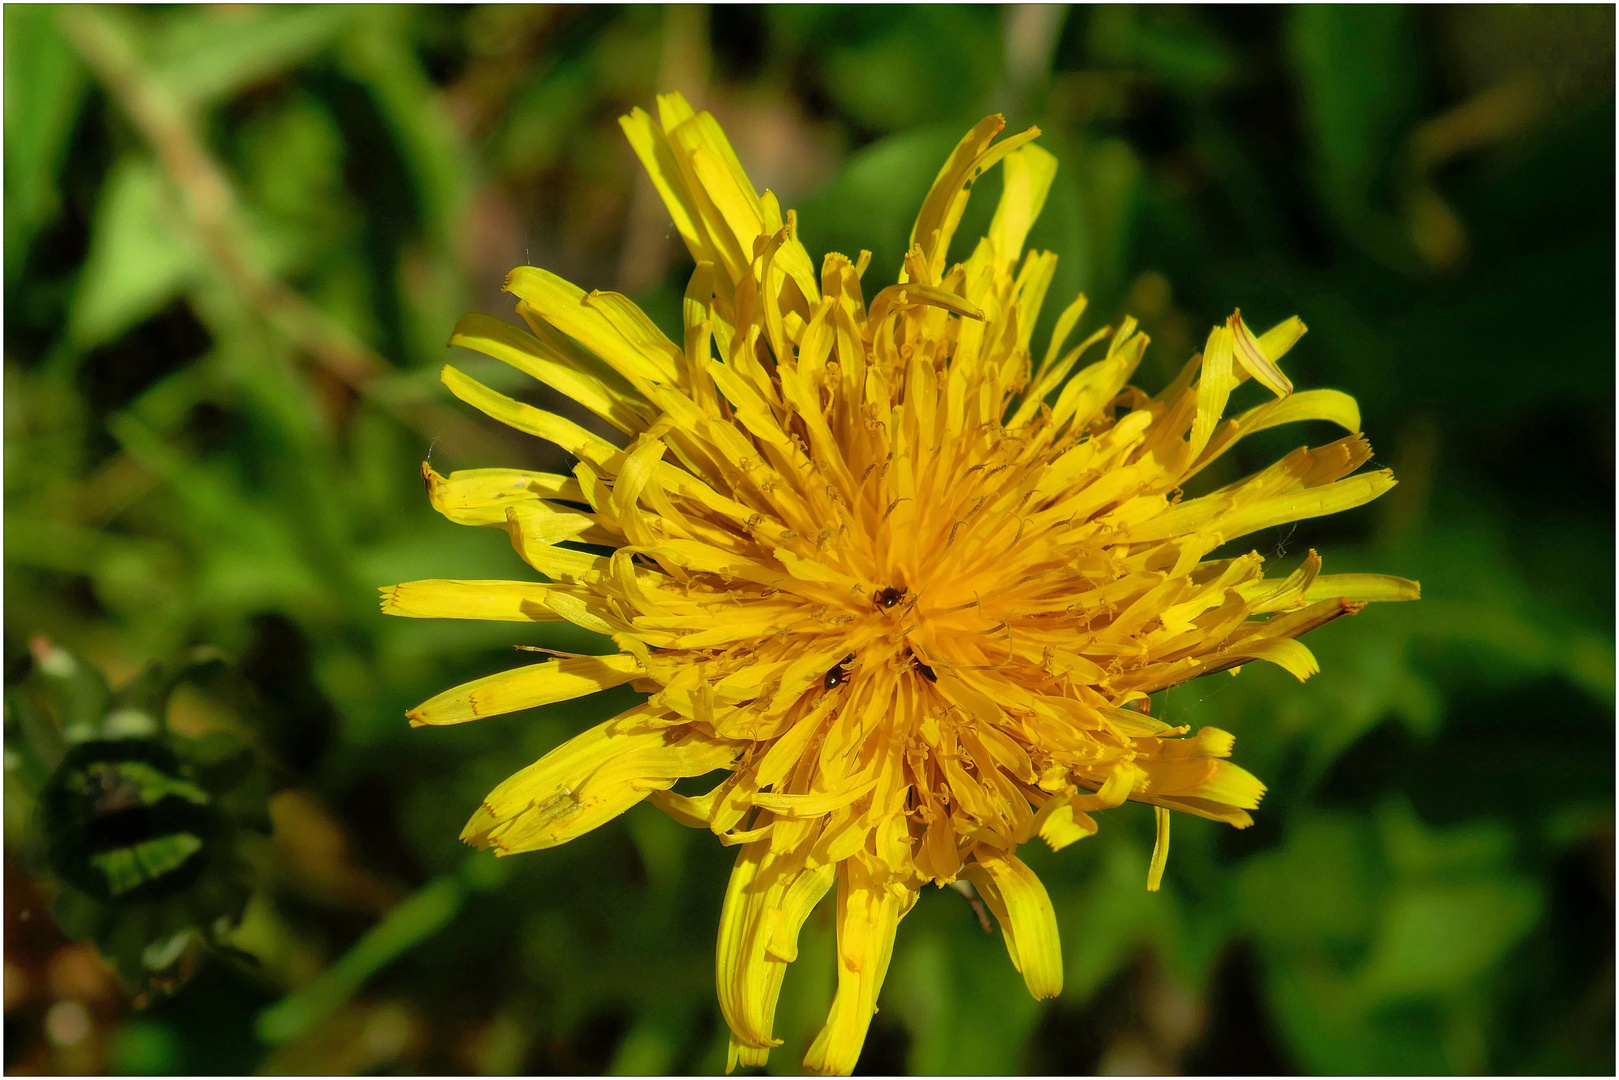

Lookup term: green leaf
[818,7,1003,134]
[1089,7,1236,96]
[494,58,597,176]
[255,874,465,1044]
[1356,879,1541,1000]
[4,4,88,277]
[232,93,352,273]
[1287,5,1420,262]
[1238,812,1378,953]
[336,6,473,367]
[798,126,964,285]
[1263,945,1451,1075]
[68,156,200,350]
[150,5,353,109]
[1248,803,1546,1072]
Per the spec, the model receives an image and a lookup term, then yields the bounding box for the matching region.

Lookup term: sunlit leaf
[68,156,200,350]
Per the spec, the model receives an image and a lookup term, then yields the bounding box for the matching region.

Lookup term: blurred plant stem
[56,5,482,450]
[60,6,384,389]
[1399,76,1543,272]
[998,4,1069,120]
[254,852,509,1047]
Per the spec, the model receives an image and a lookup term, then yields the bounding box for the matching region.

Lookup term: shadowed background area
[4,4,1613,1075]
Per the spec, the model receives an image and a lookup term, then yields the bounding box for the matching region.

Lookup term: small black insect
[916,660,937,683]
[875,586,904,609]
[823,655,856,690]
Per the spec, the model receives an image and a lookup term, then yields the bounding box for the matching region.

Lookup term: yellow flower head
[383,95,1418,1074]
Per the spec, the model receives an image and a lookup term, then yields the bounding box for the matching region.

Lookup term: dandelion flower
[382,96,1419,1074]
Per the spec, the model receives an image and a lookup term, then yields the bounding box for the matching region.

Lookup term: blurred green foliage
[4,4,1613,1075]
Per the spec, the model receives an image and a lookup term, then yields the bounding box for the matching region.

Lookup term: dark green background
[5,5,1613,1074]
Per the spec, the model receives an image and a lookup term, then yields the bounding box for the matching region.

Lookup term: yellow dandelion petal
[1306,573,1422,603]
[1147,807,1172,892]
[450,312,653,435]
[1229,308,1295,397]
[716,840,836,1062]
[963,846,1064,999]
[802,856,914,1076]
[422,462,586,527]
[380,579,565,623]
[406,653,643,727]
[384,92,1418,1074]
[463,708,739,856]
